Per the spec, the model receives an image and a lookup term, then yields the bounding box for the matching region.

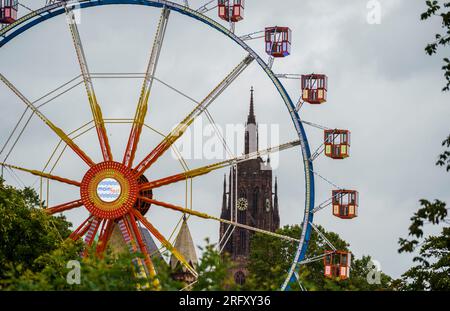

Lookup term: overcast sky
[0,0,449,280]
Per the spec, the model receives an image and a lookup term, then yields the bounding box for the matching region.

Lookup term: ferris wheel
[0,0,359,290]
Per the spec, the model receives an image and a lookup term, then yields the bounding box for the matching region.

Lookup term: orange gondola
[324,250,352,280]
[324,129,351,159]
[301,74,327,104]
[332,190,358,219]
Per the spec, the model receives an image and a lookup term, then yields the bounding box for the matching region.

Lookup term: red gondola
[0,0,18,24]
[301,74,327,104]
[218,0,244,22]
[332,190,358,219]
[324,251,351,280]
[324,129,351,159]
[265,26,291,58]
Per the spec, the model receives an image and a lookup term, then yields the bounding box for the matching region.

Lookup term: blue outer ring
[0,0,315,290]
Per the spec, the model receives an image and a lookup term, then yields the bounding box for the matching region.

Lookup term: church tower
[219,87,280,286]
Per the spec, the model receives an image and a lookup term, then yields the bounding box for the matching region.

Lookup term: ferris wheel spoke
[0,162,81,187]
[133,54,255,177]
[127,212,158,278]
[69,215,95,241]
[65,6,113,162]
[0,73,95,167]
[139,139,301,191]
[123,8,170,168]
[95,219,115,255]
[83,217,102,252]
[45,199,84,215]
[131,209,198,278]
[138,197,299,243]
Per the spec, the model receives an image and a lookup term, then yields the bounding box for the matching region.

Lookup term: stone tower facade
[219,87,280,285]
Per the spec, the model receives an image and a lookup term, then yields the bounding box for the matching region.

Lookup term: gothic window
[252,187,259,212]
[265,189,271,212]
[234,271,246,285]
[239,188,246,199]
[237,229,246,255]
[238,210,246,224]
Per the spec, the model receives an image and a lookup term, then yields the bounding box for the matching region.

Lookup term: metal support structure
[65,5,113,162]
[293,271,306,291]
[309,222,337,251]
[128,212,158,279]
[0,162,81,187]
[139,197,300,243]
[295,99,304,112]
[0,73,95,166]
[268,56,275,69]
[139,139,301,191]
[70,215,95,241]
[84,217,101,245]
[311,192,345,214]
[239,30,265,41]
[45,199,84,215]
[123,7,170,168]
[197,0,216,14]
[132,209,198,278]
[96,219,115,255]
[229,21,235,33]
[0,75,84,164]
[311,168,343,190]
[309,133,337,162]
[297,252,330,265]
[311,197,334,214]
[275,73,303,80]
[302,120,331,131]
[133,54,255,177]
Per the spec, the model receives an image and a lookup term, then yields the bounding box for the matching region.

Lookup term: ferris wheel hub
[80,161,139,219]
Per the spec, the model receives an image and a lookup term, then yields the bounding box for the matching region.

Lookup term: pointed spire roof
[247,86,256,124]
[139,227,165,262]
[170,218,198,271]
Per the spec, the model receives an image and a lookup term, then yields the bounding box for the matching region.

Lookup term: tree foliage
[396,1,450,291]
[2,241,153,291]
[436,134,450,171]
[0,178,393,291]
[0,178,71,281]
[0,178,154,290]
[397,199,450,290]
[397,171,450,289]
[0,178,238,291]
[245,225,392,291]
[191,240,237,291]
[421,0,450,91]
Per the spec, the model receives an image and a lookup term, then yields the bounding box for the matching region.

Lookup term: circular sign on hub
[96,178,122,203]
[80,162,139,219]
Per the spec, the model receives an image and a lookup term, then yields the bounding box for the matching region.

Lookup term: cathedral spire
[245,87,258,154]
[247,86,256,125]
